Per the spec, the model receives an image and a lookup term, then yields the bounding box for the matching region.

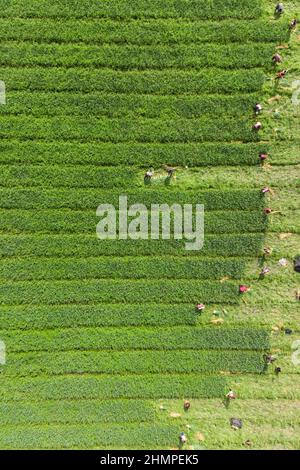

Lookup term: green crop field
[0,0,299,450]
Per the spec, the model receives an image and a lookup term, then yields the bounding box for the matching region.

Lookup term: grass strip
[0,304,198,329]
[0,374,226,400]
[0,326,269,352]
[0,141,269,167]
[0,187,265,210]
[0,422,179,450]
[0,19,288,45]
[0,116,260,143]
[0,256,247,281]
[0,400,156,424]
[0,0,263,20]
[0,42,275,69]
[0,209,268,234]
[0,67,265,94]
[0,91,261,118]
[0,233,265,258]
[0,279,239,305]
[4,350,267,376]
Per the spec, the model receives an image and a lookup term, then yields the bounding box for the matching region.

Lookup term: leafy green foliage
[0,304,198,329]
[0,256,247,281]
[0,115,260,143]
[0,423,180,450]
[5,350,267,376]
[0,187,265,209]
[0,209,267,234]
[0,375,227,400]
[0,326,269,352]
[0,42,274,69]
[0,400,156,424]
[0,141,269,167]
[0,91,261,118]
[0,0,263,20]
[0,67,265,94]
[0,18,288,44]
[0,233,265,258]
[0,279,239,305]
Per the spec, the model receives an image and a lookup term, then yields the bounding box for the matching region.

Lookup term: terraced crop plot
[0,0,299,450]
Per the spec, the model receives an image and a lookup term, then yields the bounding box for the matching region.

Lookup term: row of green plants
[0,166,137,190]
[0,141,269,166]
[0,115,260,143]
[0,374,227,400]
[0,91,262,118]
[0,42,275,69]
[0,0,262,20]
[0,256,247,281]
[0,326,269,352]
[0,18,288,45]
[0,423,180,450]
[6,350,266,376]
[0,187,265,210]
[0,233,265,258]
[0,304,198,329]
[1,67,265,94]
[0,399,156,424]
[0,209,268,234]
[0,279,240,305]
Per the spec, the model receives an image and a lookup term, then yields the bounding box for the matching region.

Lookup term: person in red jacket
[276,70,287,80]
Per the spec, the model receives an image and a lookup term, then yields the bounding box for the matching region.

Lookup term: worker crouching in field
[276,70,287,80]
[260,266,271,278]
[164,166,176,186]
[253,122,262,131]
[239,285,250,294]
[272,53,282,64]
[224,389,237,408]
[263,246,272,256]
[144,170,153,185]
[230,418,242,430]
[264,207,272,215]
[294,256,300,273]
[260,153,268,162]
[196,303,205,313]
[254,103,262,114]
[184,400,190,411]
[275,3,284,15]
[265,354,277,364]
[179,432,187,447]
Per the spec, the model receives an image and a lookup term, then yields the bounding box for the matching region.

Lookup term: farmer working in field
[272,53,282,64]
[276,70,287,79]
[275,3,284,15]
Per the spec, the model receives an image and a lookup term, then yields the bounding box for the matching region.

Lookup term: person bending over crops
[265,354,276,364]
[226,390,237,400]
[254,103,262,114]
[184,400,191,411]
[276,70,287,79]
[144,170,153,185]
[272,53,282,64]
[275,3,284,15]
